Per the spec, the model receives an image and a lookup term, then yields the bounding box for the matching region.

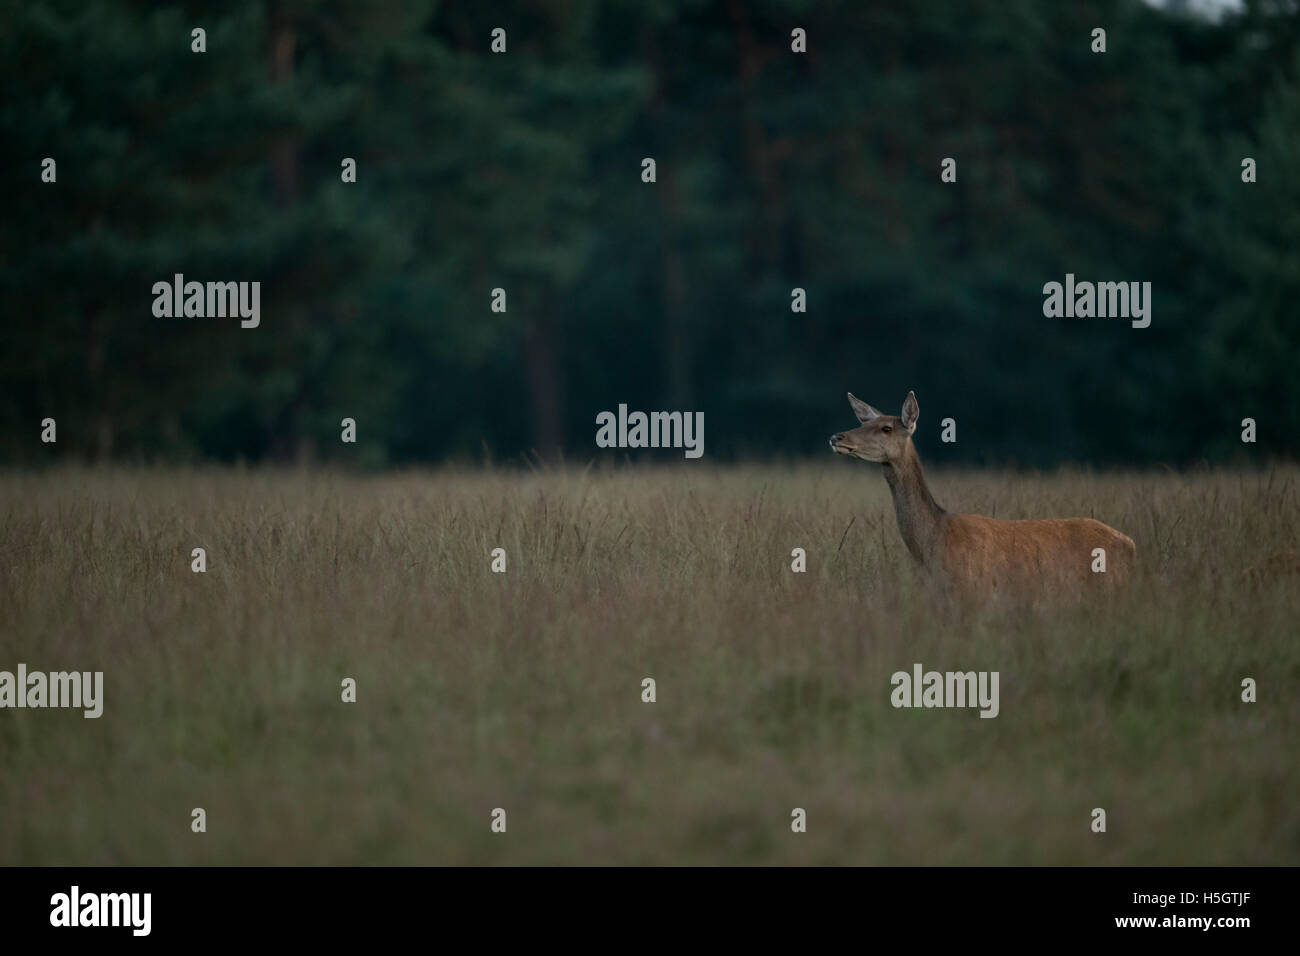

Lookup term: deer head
[829,391,919,463]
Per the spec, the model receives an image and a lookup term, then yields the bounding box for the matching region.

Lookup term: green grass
[0,463,1297,864]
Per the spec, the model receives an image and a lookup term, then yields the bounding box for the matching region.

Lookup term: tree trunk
[266,1,302,461]
[87,306,113,462]
[268,2,299,207]
[727,0,783,269]
[523,311,563,460]
[643,26,694,411]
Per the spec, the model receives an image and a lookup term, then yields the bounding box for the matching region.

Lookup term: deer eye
[881,425,892,434]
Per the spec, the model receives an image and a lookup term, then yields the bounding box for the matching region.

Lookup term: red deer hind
[829,391,1135,599]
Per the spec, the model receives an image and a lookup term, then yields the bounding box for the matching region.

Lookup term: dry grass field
[0,464,1297,864]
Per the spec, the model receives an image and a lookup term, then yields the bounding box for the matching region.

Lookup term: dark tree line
[2,0,1297,467]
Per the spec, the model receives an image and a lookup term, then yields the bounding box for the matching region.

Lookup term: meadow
[0,464,1296,865]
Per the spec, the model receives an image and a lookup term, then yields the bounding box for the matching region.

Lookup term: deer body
[831,391,1135,599]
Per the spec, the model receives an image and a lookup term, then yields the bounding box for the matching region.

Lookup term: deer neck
[881,442,945,564]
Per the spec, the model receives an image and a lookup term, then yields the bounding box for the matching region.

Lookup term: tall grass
[0,463,1296,864]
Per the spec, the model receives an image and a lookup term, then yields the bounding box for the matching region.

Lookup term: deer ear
[847,392,883,424]
[900,391,919,434]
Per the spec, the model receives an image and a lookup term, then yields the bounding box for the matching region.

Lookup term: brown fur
[830,390,1135,601]
[938,513,1135,599]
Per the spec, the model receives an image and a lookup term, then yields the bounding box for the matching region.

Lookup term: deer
[829,391,1135,600]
